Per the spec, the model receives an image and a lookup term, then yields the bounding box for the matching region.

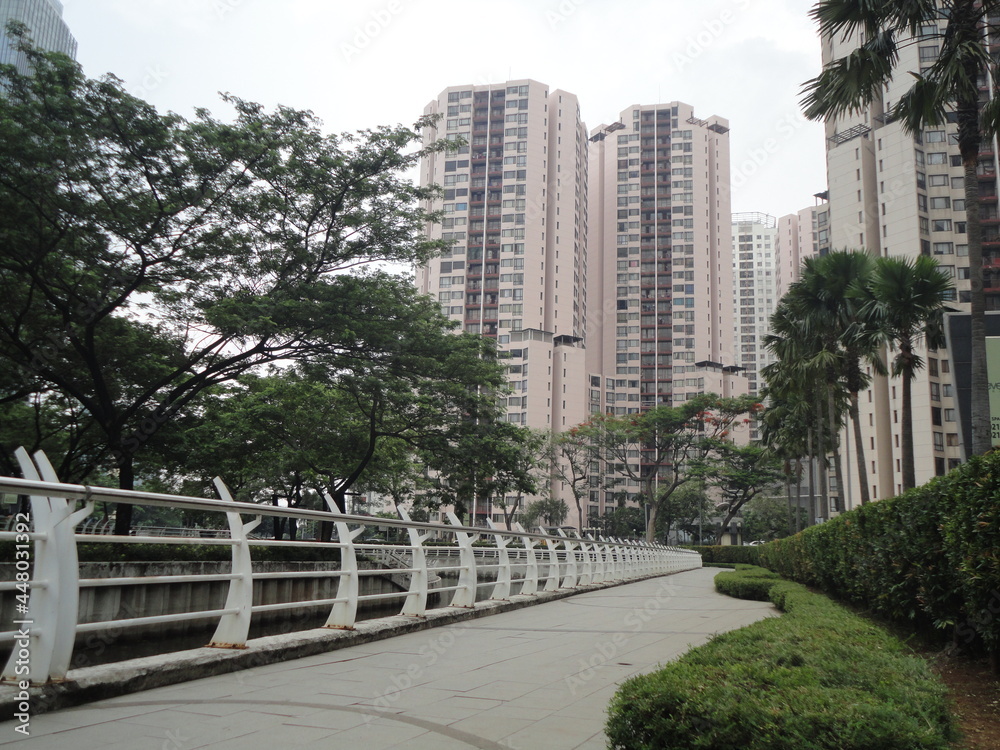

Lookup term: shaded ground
[928,651,1000,750]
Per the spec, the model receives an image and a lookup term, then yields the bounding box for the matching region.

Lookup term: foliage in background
[577,394,761,544]
[0,33,457,533]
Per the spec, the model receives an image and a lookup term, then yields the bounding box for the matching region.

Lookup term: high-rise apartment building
[0,0,77,73]
[819,13,979,503]
[732,213,779,405]
[415,79,590,523]
[585,103,743,515]
[588,103,740,412]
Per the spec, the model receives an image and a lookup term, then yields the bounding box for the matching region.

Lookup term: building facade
[0,0,77,72]
[819,11,976,504]
[415,80,590,523]
[732,212,779,404]
[585,102,743,517]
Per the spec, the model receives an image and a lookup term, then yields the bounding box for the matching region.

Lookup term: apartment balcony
[983,274,1000,293]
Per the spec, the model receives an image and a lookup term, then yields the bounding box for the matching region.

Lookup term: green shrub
[683,544,762,566]
[605,567,956,749]
[713,566,780,601]
[757,451,1000,659]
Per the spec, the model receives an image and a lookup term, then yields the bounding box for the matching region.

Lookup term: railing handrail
[0,475,696,551]
[0,449,701,687]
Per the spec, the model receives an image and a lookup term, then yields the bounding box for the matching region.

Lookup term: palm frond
[892,74,950,134]
[810,0,936,42]
[801,42,898,121]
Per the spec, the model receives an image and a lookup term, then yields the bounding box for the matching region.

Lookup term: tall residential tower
[415,80,590,522]
[0,0,77,72]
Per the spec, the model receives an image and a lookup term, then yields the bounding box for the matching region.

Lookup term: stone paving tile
[0,569,776,749]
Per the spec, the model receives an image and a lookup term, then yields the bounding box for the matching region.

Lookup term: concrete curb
[0,569,698,718]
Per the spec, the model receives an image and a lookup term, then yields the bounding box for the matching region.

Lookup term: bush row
[756,451,1000,658]
[605,567,956,749]
[682,544,762,566]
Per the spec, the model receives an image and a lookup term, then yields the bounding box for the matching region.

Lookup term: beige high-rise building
[818,14,986,504]
[586,102,744,514]
[415,80,590,524]
[732,212,779,406]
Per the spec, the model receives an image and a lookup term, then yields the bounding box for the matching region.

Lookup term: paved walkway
[0,568,776,750]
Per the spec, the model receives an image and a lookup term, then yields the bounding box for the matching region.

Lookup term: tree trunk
[113,453,135,536]
[807,428,816,526]
[901,348,916,491]
[815,398,828,521]
[784,461,793,534]
[795,458,803,533]
[850,391,871,505]
[644,478,658,544]
[715,505,740,545]
[957,33,990,457]
[828,388,844,514]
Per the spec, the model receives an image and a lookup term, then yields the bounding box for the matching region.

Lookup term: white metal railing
[0,448,702,685]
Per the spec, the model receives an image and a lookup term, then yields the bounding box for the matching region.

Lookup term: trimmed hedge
[682,544,762,566]
[605,567,956,749]
[757,451,1000,659]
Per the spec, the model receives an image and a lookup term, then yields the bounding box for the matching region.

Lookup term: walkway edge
[0,569,699,718]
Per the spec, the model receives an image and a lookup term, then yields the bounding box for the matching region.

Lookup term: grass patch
[606,566,956,749]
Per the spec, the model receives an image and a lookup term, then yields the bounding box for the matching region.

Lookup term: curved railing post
[556,529,578,588]
[592,536,606,584]
[485,519,512,600]
[576,533,593,586]
[2,449,93,684]
[513,522,538,595]
[623,540,637,579]
[607,537,622,580]
[324,508,366,629]
[208,478,261,649]
[543,536,561,591]
[397,507,432,617]
[446,512,479,608]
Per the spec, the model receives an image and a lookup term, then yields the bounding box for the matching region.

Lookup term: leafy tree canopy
[0,32,461,531]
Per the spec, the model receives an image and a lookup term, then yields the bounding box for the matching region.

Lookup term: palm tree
[763,303,839,522]
[760,357,816,530]
[861,255,954,490]
[801,0,997,457]
[786,251,886,505]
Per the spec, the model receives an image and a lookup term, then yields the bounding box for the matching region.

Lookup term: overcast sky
[60,0,828,220]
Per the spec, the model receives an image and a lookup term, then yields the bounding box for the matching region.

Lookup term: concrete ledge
[0,568,699,717]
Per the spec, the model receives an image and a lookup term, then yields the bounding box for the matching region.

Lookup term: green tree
[655,481,712,544]
[764,302,844,520]
[861,255,954,489]
[589,505,646,540]
[740,493,804,542]
[802,0,996,457]
[522,497,568,530]
[780,251,886,506]
[420,421,547,528]
[580,394,760,544]
[706,442,784,545]
[0,35,448,532]
[549,425,597,533]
